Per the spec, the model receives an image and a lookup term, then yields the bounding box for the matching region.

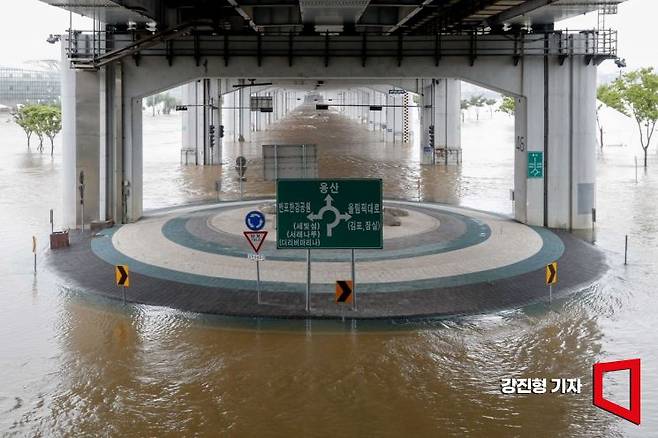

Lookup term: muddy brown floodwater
[0,107,656,436]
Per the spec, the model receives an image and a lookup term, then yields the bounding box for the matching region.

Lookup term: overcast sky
[0,0,655,76]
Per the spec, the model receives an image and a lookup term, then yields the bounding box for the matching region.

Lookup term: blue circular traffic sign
[245,210,266,231]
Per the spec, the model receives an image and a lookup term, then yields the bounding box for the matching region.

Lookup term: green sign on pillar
[527,151,544,178]
[276,178,383,249]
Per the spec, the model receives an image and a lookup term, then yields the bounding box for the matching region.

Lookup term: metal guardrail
[65,29,618,69]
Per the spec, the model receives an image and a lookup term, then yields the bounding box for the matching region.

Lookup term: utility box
[50,231,69,250]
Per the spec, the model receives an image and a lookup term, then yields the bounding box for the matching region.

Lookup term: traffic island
[46,199,607,320]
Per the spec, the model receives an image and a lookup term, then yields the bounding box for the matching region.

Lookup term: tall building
[0,60,60,108]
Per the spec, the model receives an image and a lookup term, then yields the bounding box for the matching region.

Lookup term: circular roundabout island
[48,200,607,320]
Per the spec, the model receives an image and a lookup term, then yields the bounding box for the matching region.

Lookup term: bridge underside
[53,0,622,232]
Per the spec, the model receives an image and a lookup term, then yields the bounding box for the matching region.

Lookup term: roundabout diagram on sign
[306,194,352,237]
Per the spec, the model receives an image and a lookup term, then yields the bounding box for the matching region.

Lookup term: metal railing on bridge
[64,27,618,70]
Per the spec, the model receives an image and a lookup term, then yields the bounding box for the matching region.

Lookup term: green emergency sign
[276,179,383,249]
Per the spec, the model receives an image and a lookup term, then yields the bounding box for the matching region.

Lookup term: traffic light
[209,125,215,149]
[219,124,225,138]
[428,125,435,148]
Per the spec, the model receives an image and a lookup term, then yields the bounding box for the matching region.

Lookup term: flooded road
[0,107,656,436]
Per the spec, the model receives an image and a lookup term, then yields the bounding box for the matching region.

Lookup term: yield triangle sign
[244,231,268,253]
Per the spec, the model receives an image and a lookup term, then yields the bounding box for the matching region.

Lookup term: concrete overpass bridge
[44,0,624,231]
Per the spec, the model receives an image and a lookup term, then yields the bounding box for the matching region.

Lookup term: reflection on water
[0,109,656,436]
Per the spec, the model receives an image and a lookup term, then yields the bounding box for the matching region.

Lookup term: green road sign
[276,178,383,249]
[528,151,544,178]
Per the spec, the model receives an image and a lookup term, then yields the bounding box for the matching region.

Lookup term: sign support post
[306,249,311,312]
[546,262,557,303]
[549,284,552,303]
[32,236,37,273]
[79,171,85,232]
[256,257,261,304]
[351,249,356,311]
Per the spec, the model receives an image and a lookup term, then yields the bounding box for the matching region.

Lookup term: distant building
[0,61,60,108]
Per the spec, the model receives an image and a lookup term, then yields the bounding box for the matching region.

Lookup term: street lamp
[46,34,61,44]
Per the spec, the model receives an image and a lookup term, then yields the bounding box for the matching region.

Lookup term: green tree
[12,104,39,149]
[33,107,46,153]
[39,106,62,156]
[596,83,625,150]
[608,68,658,167]
[469,94,486,120]
[485,97,497,117]
[498,96,515,116]
[161,94,179,114]
[146,94,163,116]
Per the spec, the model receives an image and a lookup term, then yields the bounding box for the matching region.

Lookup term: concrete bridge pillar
[208,79,222,165]
[221,89,236,142]
[436,79,462,153]
[419,78,461,164]
[237,80,250,143]
[181,81,201,165]
[181,79,221,165]
[514,35,597,229]
[61,40,105,228]
[387,93,395,142]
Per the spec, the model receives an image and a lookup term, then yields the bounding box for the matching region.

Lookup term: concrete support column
[380,91,385,137]
[514,34,597,229]
[221,86,234,142]
[238,79,250,143]
[61,41,102,228]
[101,63,124,224]
[208,78,221,164]
[384,93,393,142]
[123,95,143,222]
[514,55,544,226]
[420,78,461,164]
[391,94,403,143]
[367,90,376,131]
[181,81,200,164]
[419,80,434,163]
[435,78,461,152]
[181,79,221,165]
